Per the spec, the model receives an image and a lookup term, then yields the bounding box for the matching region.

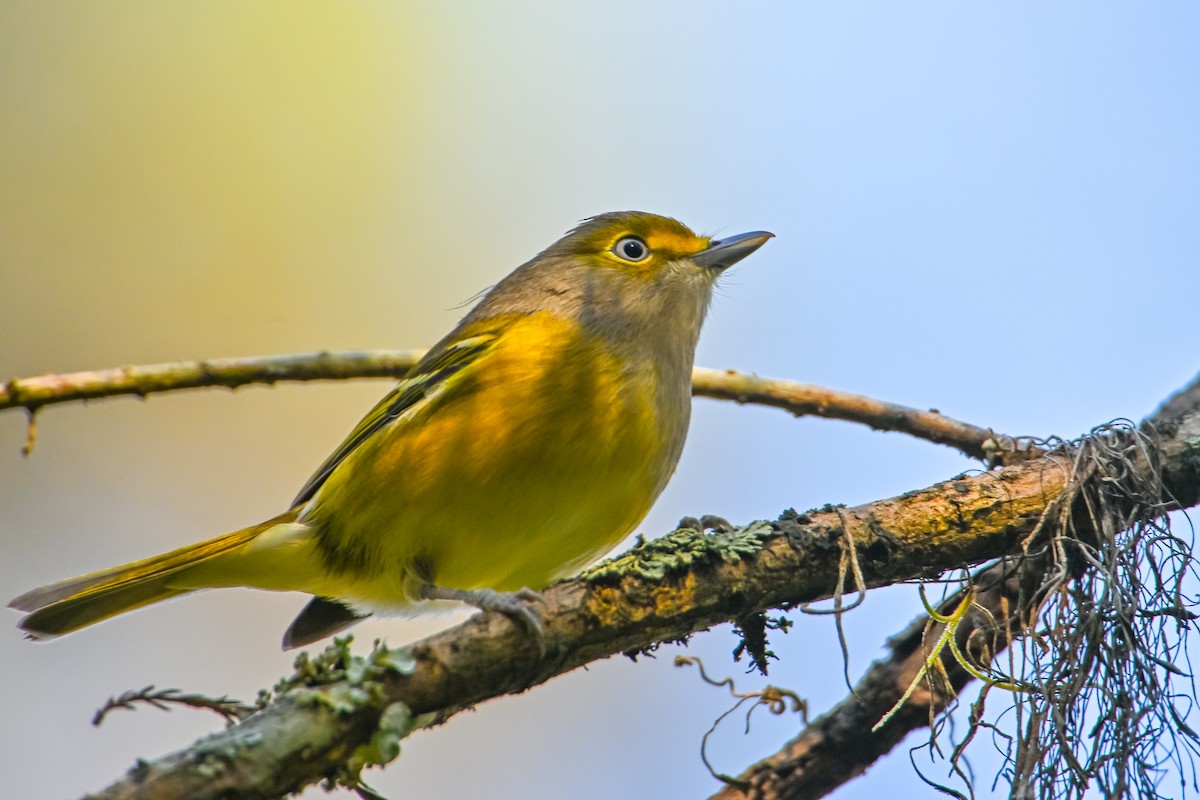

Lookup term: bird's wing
[291,333,498,506]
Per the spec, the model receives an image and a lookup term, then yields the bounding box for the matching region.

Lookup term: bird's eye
[612,236,649,262]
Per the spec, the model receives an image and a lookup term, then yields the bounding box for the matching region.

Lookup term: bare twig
[93,685,258,727]
[690,367,1040,465]
[676,656,807,789]
[2,351,1036,462]
[0,350,425,411]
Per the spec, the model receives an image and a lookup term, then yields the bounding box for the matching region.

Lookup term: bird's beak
[692,230,775,271]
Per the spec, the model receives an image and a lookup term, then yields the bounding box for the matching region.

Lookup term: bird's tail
[9,510,299,639]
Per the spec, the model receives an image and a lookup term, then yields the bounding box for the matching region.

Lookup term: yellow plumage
[10,212,772,647]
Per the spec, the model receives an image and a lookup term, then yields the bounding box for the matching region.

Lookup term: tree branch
[706,558,1036,800]
[2,351,1032,462]
[0,351,424,411]
[705,376,1200,800]
[83,379,1200,800]
[690,367,1036,464]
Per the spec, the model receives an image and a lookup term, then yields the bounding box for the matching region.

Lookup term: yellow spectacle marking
[643,230,711,258]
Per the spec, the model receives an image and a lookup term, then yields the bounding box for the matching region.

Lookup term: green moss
[294,683,375,714]
[331,702,422,797]
[267,638,423,795]
[1182,435,1200,474]
[348,702,416,772]
[776,507,840,551]
[275,637,416,700]
[185,726,268,780]
[579,521,774,585]
[732,612,793,677]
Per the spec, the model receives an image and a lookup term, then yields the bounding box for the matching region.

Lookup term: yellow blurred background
[0,5,794,798]
[5,4,1199,799]
[3,3,445,370]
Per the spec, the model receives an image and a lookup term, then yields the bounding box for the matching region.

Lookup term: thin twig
[675,656,807,789]
[92,685,258,727]
[1,351,1036,462]
[0,350,425,411]
[690,367,1041,464]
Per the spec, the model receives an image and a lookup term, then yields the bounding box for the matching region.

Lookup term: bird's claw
[419,583,546,653]
[677,514,734,533]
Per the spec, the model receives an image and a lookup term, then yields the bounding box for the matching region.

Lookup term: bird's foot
[677,514,734,532]
[419,584,545,651]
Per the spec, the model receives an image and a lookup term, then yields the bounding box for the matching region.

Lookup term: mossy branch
[82,379,1200,800]
[707,557,1039,800]
[707,376,1200,800]
[2,351,1034,463]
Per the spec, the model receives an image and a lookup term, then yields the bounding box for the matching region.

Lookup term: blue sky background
[2,4,1198,798]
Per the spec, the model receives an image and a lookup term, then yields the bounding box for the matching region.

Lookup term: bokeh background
[3,3,1198,798]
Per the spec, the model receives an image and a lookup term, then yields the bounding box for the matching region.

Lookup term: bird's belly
[302,341,687,605]
[425,471,647,589]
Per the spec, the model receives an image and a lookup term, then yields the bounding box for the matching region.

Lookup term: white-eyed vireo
[11,211,772,647]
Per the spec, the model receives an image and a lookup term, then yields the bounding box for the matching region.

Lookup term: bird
[10,211,773,649]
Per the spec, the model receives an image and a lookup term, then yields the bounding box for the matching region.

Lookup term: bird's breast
[305,311,692,601]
